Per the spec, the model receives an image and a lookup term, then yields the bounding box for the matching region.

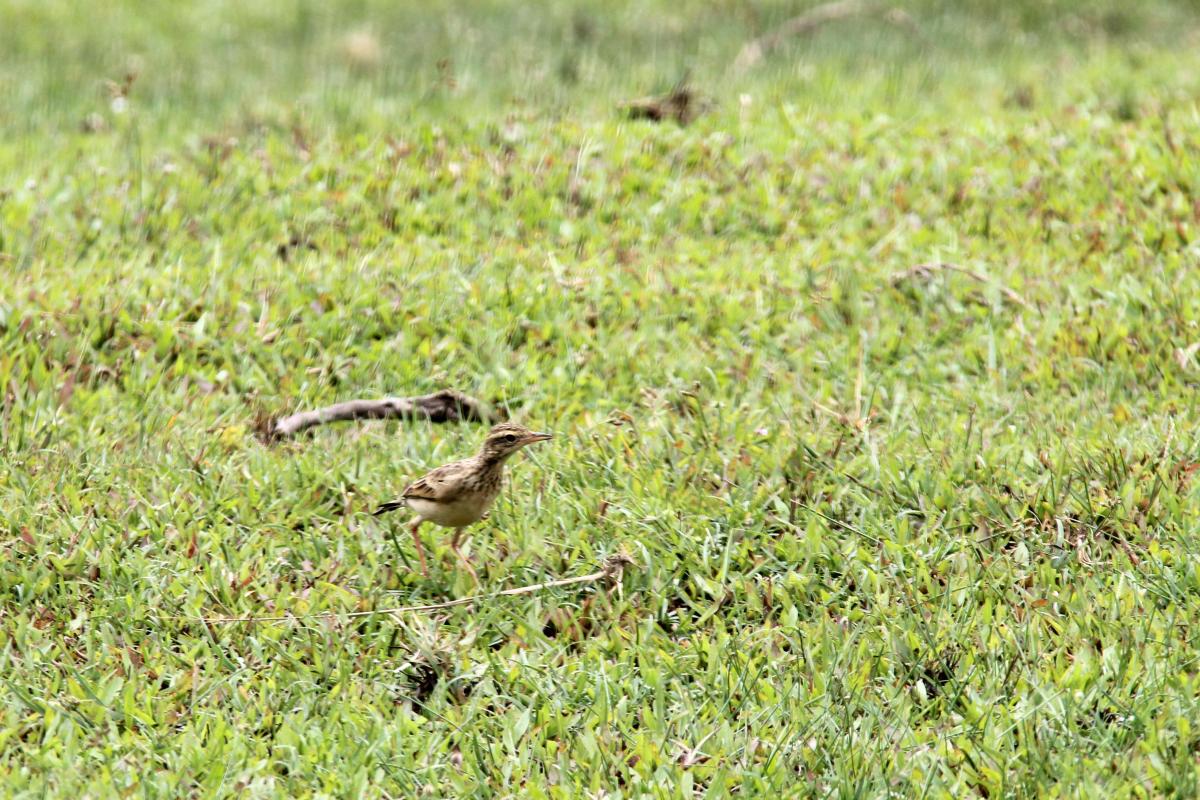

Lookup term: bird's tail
[372,500,406,517]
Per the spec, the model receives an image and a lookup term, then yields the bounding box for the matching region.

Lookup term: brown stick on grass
[263,388,500,441]
[733,0,917,72]
[192,554,636,624]
[890,262,1030,310]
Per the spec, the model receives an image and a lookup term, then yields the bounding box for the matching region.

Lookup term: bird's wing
[400,459,471,503]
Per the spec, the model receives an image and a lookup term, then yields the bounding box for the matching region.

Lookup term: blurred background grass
[3,0,1199,137]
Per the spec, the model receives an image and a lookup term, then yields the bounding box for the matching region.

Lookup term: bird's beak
[523,432,554,444]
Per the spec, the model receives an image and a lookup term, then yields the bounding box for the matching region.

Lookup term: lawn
[4,0,1200,796]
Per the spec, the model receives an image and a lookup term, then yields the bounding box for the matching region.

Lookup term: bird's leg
[409,519,429,577]
[449,527,478,584]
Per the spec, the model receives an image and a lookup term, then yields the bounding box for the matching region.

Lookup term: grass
[4,0,1200,796]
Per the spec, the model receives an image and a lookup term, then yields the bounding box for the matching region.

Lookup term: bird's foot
[448,544,479,586]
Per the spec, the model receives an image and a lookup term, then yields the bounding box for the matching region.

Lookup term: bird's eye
[503,434,518,443]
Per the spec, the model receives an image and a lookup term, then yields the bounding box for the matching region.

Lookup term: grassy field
[4,0,1200,796]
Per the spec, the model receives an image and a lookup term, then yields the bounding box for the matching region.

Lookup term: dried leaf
[1174,341,1200,370]
[676,744,710,768]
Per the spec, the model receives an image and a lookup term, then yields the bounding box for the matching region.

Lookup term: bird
[373,422,553,577]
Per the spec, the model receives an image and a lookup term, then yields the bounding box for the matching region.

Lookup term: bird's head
[478,422,553,463]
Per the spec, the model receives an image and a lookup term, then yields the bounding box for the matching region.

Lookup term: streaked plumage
[373,422,553,576]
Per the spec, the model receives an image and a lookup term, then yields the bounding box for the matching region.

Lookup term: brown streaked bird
[373,422,553,577]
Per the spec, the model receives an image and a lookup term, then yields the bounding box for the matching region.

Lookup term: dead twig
[262,388,499,441]
[734,0,918,72]
[890,262,1030,310]
[187,554,636,624]
[621,77,711,126]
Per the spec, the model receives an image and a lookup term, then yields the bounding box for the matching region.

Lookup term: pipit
[373,422,553,577]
